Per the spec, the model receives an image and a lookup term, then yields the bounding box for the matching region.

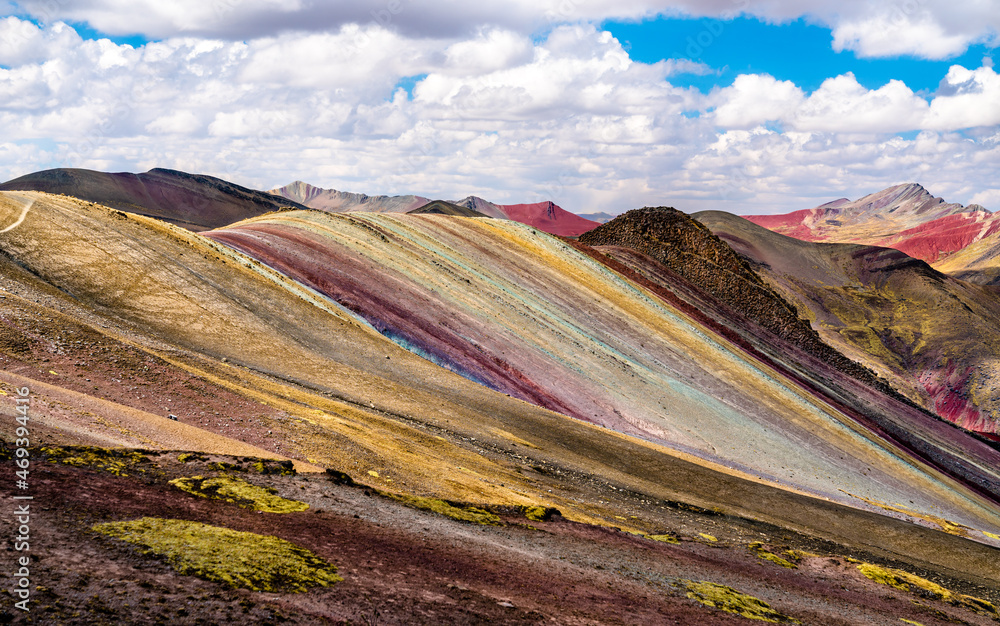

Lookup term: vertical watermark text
[10,386,33,613]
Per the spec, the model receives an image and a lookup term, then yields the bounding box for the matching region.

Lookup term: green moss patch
[93,518,340,593]
[383,492,501,525]
[748,542,797,569]
[42,446,149,476]
[251,459,296,475]
[475,503,559,522]
[857,563,998,617]
[169,475,308,513]
[523,505,557,522]
[681,580,800,623]
[208,461,243,472]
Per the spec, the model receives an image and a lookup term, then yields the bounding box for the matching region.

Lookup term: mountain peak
[269,182,430,213]
[743,182,999,268]
[841,182,973,219]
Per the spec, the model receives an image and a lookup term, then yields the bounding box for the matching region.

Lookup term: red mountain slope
[500,200,599,236]
[744,183,1000,283]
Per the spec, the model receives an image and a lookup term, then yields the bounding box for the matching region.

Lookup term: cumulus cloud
[0,17,82,66]
[710,74,804,129]
[443,28,534,75]
[830,8,974,60]
[925,65,1000,129]
[0,16,997,218]
[10,0,1000,63]
[792,74,928,133]
[710,68,998,134]
[10,0,659,39]
[414,25,697,121]
[239,25,444,93]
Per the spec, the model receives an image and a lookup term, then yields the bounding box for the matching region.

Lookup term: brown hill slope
[695,209,1000,437]
[0,167,307,230]
[577,207,1000,510]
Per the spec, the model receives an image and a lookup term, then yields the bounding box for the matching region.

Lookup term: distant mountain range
[270,180,431,214]
[745,183,1000,285]
[578,211,616,224]
[0,169,599,237]
[270,180,600,236]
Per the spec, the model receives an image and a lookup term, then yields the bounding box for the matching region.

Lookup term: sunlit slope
[697,210,1000,436]
[206,209,1000,536]
[0,191,572,504]
[0,167,306,231]
[5,197,1000,619]
[935,230,1000,286]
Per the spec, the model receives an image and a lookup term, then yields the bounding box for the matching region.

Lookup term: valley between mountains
[1,169,1000,624]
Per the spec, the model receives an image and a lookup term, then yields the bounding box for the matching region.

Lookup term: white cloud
[792,74,928,133]
[239,25,443,92]
[971,189,1000,208]
[925,65,1000,129]
[10,0,1000,63]
[0,17,81,66]
[0,17,998,219]
[144,110,202,135]
[443,29,533,75]
[831,9,974,60]
[711,69,996,134]
[710,74,804,129]
[414,25,696,120]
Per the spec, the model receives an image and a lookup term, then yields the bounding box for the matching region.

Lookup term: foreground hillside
[697,210,1000,437]
[206,208,1000,532]
[1,191,1000,623]
[9,445,1000,624]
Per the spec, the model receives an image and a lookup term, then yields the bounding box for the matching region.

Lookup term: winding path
[0,199,34,234]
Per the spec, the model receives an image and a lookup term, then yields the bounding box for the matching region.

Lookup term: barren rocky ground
[4,446,1000,625]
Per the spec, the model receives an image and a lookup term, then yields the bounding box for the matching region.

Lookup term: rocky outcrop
[579,207,883,387]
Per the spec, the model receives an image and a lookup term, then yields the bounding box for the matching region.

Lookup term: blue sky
[0,1,997,214]
[605,16,997,94]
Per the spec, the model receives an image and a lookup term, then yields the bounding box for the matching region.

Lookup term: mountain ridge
[0,167,307,230]
[270,181,600,236]
[744,182,1000,283]
[696,209,1000,437]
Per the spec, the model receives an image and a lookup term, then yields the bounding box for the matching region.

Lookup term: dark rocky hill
[407,200,490,217]
[579,206,881,387]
